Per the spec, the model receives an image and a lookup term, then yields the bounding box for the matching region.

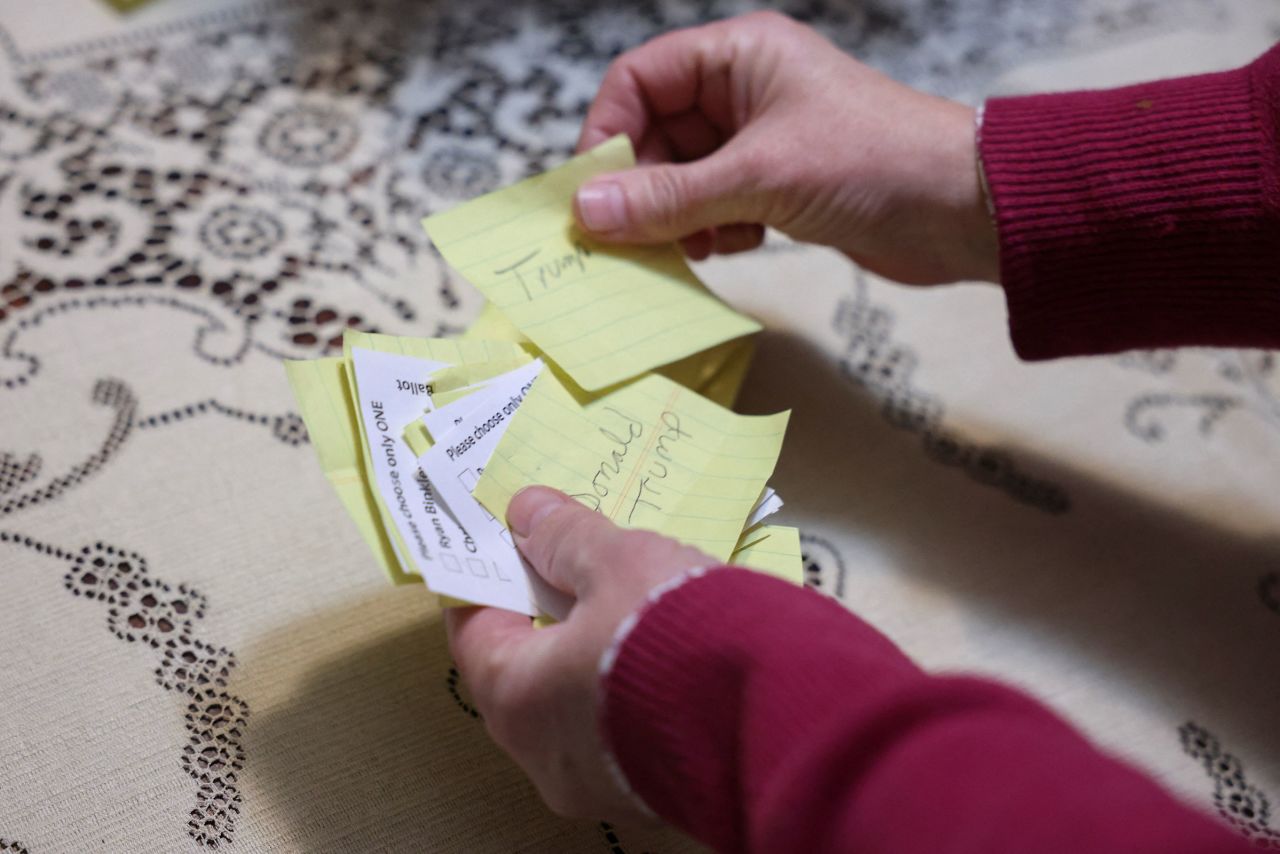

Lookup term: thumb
[507,486,622,598]
[574,151,765,243]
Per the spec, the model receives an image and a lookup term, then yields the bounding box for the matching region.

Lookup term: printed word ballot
[415,359,571,618]
[285,331,561,617]
[421,135,760,392]
[348,345,450,575]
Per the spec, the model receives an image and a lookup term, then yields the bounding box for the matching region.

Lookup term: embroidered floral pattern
[60,541,247,848]
[834,273,1070,514]
[1181,722,1279,848]
[1122,351,1279,442]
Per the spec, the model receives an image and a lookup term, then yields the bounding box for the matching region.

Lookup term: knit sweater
[985,42,1280,359]
[600,44,1280,853]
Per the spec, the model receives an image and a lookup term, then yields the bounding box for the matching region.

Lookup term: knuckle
[528,504,612,584]
[640,164,691,235]
[620,528,680,565]
[546,505,595,552]
[716,146,773,221]
[601,52,637,91]
[558,512,596,558]
[745,9,791,27]
[745,150,801,223]
[559,512,613,570]
[739,9,799,38]
[613,530,703,590]
[620,527,664,550]
[733,142,771,180]
[524,502,581,565]
[529,525,569,582]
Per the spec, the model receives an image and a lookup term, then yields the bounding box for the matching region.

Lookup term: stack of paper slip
[285,135,799,619]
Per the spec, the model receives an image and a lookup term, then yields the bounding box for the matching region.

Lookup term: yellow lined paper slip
[461,301,525,342]
[729,524,804,585]
[403,420,434,458]
[667,337,755,410]
[461,299,755,409]
[431,386,485,409]
[341,329,526,370]
[283,357,411,584]
[427,354,533,398]
[474,370,789,562]
[422,135,761,392]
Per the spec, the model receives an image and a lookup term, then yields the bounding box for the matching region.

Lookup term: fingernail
[575,181,627,232]
[508,486,570,537]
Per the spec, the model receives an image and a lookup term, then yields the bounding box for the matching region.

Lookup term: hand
[445,486,714,819]
[572,11,998,285]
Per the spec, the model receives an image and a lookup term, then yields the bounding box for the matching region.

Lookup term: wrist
[883,98,999,285]
[942,103,1000,283]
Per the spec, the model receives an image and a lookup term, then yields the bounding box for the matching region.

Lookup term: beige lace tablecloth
[1,1,1277,851]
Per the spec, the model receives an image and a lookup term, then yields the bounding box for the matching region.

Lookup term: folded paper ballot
[286,137,800,617]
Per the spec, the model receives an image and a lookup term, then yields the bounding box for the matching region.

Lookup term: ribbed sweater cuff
[599,568,921,851]
[982,45,1280,359]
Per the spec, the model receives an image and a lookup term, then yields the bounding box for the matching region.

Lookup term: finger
[445,606,534,687]
[634,125,672,167]
[680,229,715,261]
[573,143,766,243]
[712,222,766,255]
[576,20,741,154]
[577,53,654,154]
[658,109,723,162]
[507,486,624,598]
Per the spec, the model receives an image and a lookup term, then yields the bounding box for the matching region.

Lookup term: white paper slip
[746,486,784,529]
[350,347,449,575]
[419,359,571,620]
[421,359,544,445]
[350,347,543,615]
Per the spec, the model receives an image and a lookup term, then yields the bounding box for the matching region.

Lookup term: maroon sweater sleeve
[602,569,1250,853]
[980,44,1280,359]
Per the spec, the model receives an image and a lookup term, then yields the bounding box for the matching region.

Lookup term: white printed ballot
[348,347,450,574]
[349,347,558,617]
[419,361,535,444]
[418,359,571,620]
[420,391,485,443]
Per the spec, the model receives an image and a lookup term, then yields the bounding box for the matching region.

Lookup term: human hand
[445,486,713,819]
[573,11,998,285]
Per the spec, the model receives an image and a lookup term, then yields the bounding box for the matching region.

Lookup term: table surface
[1,0,1277,851]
